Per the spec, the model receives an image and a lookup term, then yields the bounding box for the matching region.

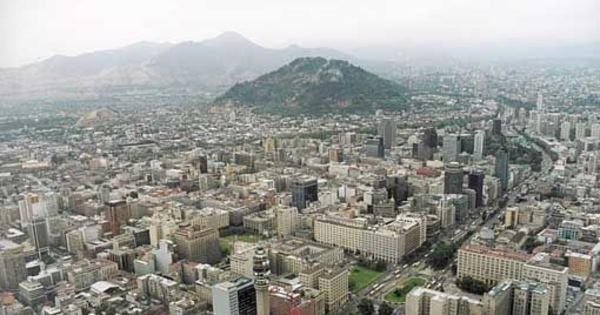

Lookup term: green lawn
[349,266,383,293]
[384,277,426,304]
[220,233,261,253]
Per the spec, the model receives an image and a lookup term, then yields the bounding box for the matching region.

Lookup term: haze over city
[1,0,598,67]
[1,1,600,315]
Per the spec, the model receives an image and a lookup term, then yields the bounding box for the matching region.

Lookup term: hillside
[212,57,408,115]
[75,108,120,127]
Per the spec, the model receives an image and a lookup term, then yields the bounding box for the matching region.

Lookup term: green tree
[378,302,394,315]
[357,298,375,315]
[456,276,490,295]
[428,244,455,269]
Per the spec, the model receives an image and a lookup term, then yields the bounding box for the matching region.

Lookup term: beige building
[189,207,230,230]
[275,206,299,237]
[405,287,483,315]
[521,253,568,315]
[66,259,118,292]
[317,268,348,315]
[458,246,567,315]
[172,225,220,264]
[148,214,178,246]
[484,281,550,315]
[0,240,28,290]
[230,243,257,278]
[457,245,530,286]
[314,213,424,263]
[269,238,344,276]
[583,289,600,315]
[243,211,276,235]
[137,274,180,305]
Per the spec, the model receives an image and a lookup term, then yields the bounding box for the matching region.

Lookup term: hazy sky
[1,0,598,67]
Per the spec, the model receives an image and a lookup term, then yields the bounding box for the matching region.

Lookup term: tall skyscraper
[253,246,270,315]
[537,92,544,112]
[494,149,509,191]
[492,119,502,135]
[291,176,318,210]
[473,130,485,161]
[468,170,485,208]
[365,135,385,158]
[27,217,49,258]
[212,277,257,315]
[444,163,464,195]
[104,200,130,237]
[560,121,571,141]
[377,118,396,149]
[198,154,208,174]
[442,134,460,163]
[576,122,587,140]
[423,128,438,149]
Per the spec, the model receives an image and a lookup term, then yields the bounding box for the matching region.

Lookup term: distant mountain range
[0,32,355,101]
[1,32,597,103]
[213,57,408,115]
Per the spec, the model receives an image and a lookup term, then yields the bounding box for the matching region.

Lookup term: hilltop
[212,57,408,115]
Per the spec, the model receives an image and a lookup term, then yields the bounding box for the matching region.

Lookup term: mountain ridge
[0,32,354,101]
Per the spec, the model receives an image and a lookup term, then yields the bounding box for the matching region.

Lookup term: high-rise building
[318,268,348,314]
[212,277,256,315]
[377,118,396,149]
[365,135,385,158]
[19,280,46,307]
[406,287,483,315]
[591,123,600,140]
[576,122,587,140]
[0,240,28,290]
[291,176,319,210]
[172,225,220,264]
[537,92,544,111]
[494,149,509,191]
[484,281,550,315]
[458,246,567,315]
[104,200,130,237]
[27,217,49,257]
[444,163,464,195]
[275,206,299,238]
[473,130,485,160]
[521,253,568,315]
[328,147,343,163]
[443,134,460,163]
[198,154,208,174]
[518,108,528,125]
[560,121,571,141]
[492,119,502,135]
[423,128,438,149]
[468,170,485,208]
[253,246,270,315]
